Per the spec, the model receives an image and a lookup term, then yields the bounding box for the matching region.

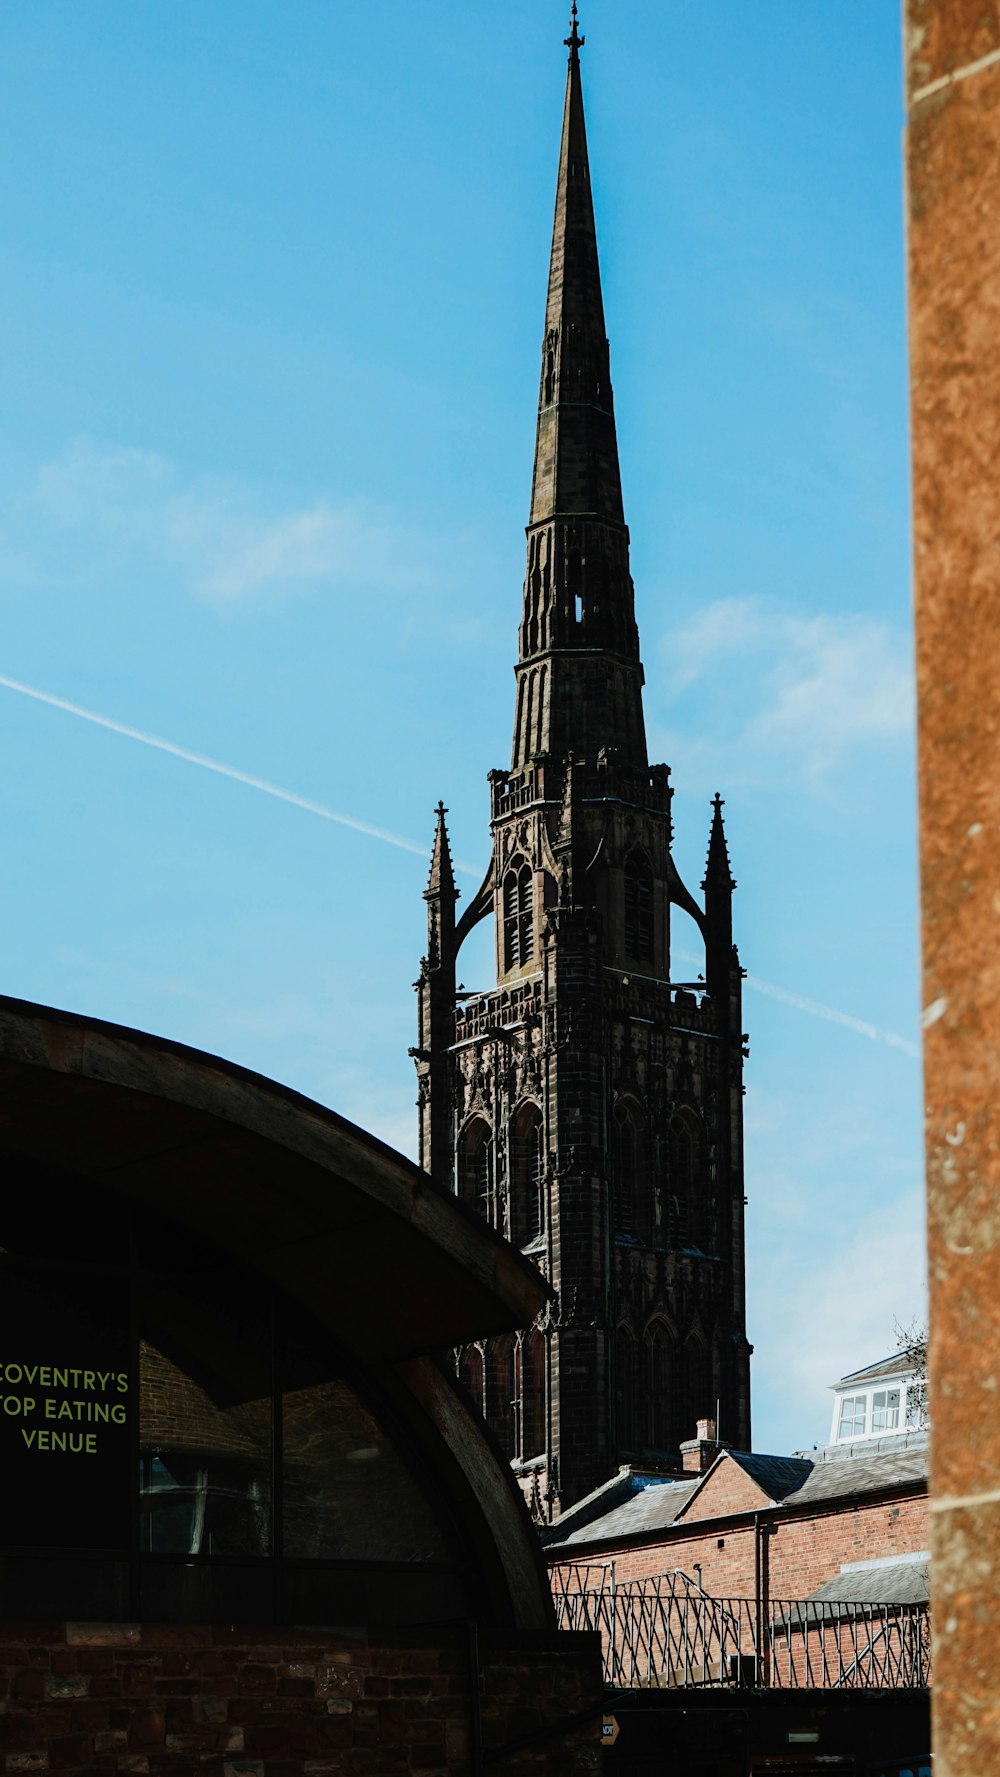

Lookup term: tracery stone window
[645,1319,673,1451]
[623,848,654,970]
[486,1337,516,1461]
[459,1345,485,1417]
[613,1101,640,1237]
[459,1118,494,1225]
[513,1104,545,1247]
[502,860,534,971]
[668,1110,703,1249]
[616,1326,636,1451]
[521,1330,545,1460]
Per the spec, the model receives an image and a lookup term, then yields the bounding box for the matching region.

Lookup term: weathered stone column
[906,3,1000,1767]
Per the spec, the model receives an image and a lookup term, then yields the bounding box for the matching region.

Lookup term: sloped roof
[550,1476,700,1547]
[834,1351,916,1387]
[724,1452,813,1502]
[807,1556,930,1607]
[546,1440,929,1555]
[788,1442,928,1507]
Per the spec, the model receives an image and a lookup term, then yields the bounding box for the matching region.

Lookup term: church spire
[513,13,647,772]
[529,5,623,529]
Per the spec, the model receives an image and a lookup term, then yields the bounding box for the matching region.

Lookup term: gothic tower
[413,9,752,1520]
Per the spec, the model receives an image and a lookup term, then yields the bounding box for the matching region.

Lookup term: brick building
[545,1427,929,1609]
[413,4,751,1524]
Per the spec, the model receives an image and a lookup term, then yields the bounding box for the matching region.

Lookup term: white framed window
[872,1387,900,1433]
[837,1394,867,1439]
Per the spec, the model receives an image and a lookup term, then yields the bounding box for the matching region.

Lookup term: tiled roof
[547,1476,700,1548]
[545,1439,929,1553]
[806,1556,930,1607]
[786,1442,928,1507]
[834,1351,917,1386]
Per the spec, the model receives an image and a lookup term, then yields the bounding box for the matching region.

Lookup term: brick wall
[553,1486,928,1601]
[0,1622,602,1777]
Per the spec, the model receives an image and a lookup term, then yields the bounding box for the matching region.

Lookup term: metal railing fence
[550,1563,930,1691]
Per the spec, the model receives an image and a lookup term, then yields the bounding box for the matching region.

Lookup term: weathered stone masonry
[413,18,752,1521]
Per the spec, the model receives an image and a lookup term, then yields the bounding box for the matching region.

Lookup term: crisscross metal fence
[550,1563,930,1691]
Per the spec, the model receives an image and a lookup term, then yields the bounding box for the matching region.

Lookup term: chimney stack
[680,1418,727,1474]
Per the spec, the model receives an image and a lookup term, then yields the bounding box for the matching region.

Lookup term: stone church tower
[413,9,752,1520]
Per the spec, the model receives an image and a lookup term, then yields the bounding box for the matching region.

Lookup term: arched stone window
[668,1110,703,1249]
[513,1104,545,1247]
[459,1119,494,1224]
[459,1345,485,1416]
[623,848,654,970]
[645,1320,674,1451]
[486,1337,516,1462]
[502,860,534,971]
[613,1100,648,1240]
[616,1326,636,1452]
[521,1330,546,1460]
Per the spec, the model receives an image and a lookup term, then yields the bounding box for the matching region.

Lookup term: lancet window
[513,1104,545,1247]
[616,1327,636,1452]
[459,1119,494,1225]
[623,849,654,970]
[502,861,534,972]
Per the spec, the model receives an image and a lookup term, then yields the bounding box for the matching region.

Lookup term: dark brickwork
[413,28,751,1522]
[0,1622,601,1777]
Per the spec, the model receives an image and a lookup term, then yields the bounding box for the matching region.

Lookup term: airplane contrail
[0,673,923,1056]
[745,973,920,1058]
[0,672,480,878]
[673,947,919,1058]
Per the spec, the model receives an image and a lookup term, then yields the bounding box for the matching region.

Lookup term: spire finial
[565,1,584,57]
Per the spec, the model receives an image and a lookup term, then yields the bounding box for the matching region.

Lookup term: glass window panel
[282,1378,448,1563]
[837,1394,866,1438]
[0,1160,130,1268]
[872,1388,900,1432]
[139,1281,272,1557]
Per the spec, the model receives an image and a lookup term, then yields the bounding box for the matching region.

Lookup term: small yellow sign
[601,1714,620,1748]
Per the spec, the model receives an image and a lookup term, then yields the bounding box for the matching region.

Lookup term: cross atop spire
[565,1,584,59]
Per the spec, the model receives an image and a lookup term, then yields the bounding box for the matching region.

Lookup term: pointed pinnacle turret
[703,793,736,892]
[425,801,457,903]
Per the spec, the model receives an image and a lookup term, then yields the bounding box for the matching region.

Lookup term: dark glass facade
[0,1156,467,1624]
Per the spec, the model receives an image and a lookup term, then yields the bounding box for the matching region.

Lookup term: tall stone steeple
[414,11,752,1520]
[514,4,645,772]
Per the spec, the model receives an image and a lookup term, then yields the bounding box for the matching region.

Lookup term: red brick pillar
[906,3,1000,1767]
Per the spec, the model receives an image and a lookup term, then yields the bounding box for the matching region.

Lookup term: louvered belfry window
[503,862,534,971]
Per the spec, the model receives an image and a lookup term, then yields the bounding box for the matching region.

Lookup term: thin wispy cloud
[0,673,480,877]
[31,437,431,604]
[753,1190,927,1444]
[658,595,914,783]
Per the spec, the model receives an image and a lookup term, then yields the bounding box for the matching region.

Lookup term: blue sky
[0,2,922,1456]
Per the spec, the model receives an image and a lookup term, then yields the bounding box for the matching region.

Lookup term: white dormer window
[837,1394,867,1438]
[872,1388,900,1433]
[829,1356,927,1445]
